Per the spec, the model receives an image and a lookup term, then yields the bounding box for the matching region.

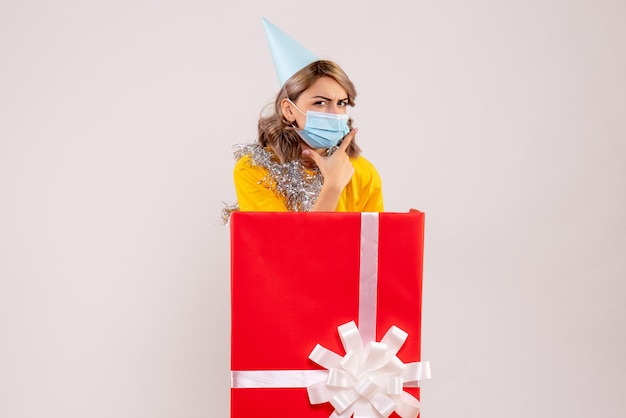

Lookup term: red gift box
[230,211,428,417]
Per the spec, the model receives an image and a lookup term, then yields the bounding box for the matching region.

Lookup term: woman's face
[282,76,349,131]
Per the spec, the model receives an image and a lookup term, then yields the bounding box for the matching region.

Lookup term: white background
[1,1,625,417]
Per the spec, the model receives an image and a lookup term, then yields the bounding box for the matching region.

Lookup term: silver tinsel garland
[221,144,323,223]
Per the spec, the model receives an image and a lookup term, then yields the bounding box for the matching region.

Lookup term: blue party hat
[262,18,319,86]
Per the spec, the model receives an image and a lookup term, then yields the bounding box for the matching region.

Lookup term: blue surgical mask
[289,100,350,149]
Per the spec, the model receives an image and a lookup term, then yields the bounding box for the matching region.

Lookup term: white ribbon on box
[231,213,431,418]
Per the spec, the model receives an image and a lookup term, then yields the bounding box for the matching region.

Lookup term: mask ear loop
[287,99,306,130]
[287,99,305,113]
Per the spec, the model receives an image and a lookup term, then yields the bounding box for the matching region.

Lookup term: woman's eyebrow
[311,95,349,101]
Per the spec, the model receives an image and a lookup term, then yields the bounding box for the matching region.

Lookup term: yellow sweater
[233,152,384,212]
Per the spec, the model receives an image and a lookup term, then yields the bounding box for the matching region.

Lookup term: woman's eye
[338,101,348,107]
[314,101,327,106]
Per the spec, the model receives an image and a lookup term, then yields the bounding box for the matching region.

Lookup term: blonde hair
[258,60,361,163]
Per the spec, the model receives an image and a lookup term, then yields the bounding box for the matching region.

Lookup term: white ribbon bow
[307,321,431,418]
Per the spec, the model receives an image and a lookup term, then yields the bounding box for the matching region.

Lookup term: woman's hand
[303,128,357,211]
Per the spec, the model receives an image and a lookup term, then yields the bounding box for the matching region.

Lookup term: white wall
[1,1,624,417]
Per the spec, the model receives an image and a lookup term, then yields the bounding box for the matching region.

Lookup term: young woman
[232,59,383,213]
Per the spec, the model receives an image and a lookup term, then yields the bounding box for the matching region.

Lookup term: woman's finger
[302,149,322,166]
[339,127,358,152]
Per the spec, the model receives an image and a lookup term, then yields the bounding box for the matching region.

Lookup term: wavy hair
[258,60,361,163]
